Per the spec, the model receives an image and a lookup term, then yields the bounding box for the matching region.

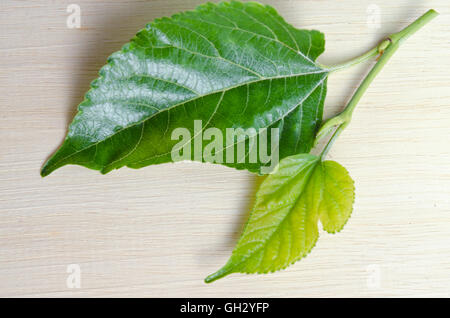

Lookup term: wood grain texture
[0,0,449,297]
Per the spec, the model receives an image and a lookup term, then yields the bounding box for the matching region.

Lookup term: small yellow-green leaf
[205,154,354,283]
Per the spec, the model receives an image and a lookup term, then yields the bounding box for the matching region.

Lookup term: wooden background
[1,0,449,297]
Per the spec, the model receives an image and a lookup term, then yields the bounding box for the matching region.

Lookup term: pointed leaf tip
[204,266,232,283]
[40,154,60,177]
[40,162,52,177]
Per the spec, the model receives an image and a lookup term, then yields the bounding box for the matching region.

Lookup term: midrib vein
[45,70,328,172]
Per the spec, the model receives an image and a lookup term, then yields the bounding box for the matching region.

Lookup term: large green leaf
[41,1,328,176]
[205,153,354,282]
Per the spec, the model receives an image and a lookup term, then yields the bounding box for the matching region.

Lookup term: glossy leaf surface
[41,1,328,176]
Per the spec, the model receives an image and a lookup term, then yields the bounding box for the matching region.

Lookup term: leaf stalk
[317,9,438,158]
[325,39,389,73]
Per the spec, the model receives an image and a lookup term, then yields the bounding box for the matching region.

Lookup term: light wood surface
[1,0,449,297]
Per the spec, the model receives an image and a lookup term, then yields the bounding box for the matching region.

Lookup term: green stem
[325,43,382,73]
[341,9,438,120]
[339,40,400,120]
[317,9,438,159]
[320,122,347,160]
